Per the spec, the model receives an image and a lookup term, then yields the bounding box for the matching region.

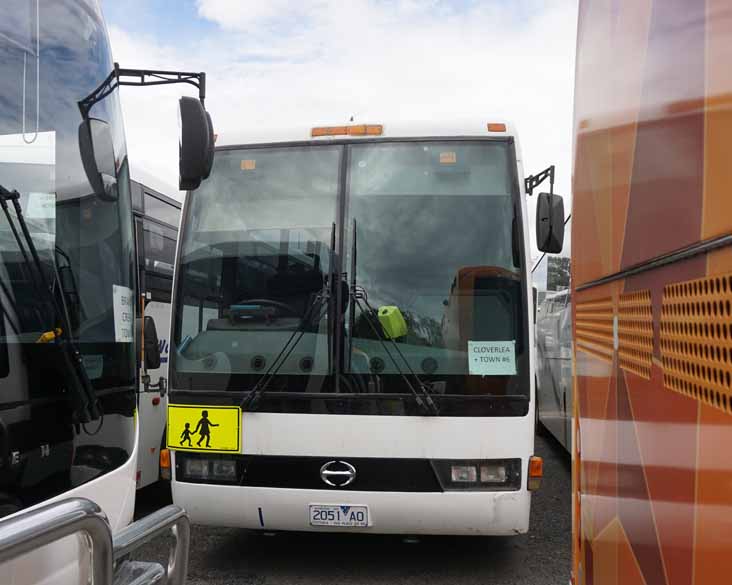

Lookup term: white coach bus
[166,121,565,535]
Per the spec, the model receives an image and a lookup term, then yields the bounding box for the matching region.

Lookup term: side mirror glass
[179,96,215,191]
[78,118,118,201]
[143,315,161,371]
[536,192,565,253]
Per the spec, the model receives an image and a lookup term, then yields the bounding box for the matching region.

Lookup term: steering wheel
[234,298,301,318]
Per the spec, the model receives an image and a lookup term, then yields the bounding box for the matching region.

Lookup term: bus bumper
[171,481,531,535]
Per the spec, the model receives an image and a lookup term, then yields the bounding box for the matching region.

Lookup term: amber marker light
[160,448,172,481]
[311,124,383,137]
[528,456,543,491]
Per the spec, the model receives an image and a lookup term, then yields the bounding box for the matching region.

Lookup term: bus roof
[215,119,520,154]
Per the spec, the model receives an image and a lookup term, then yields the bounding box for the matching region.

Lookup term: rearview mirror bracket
[78,63,215,191]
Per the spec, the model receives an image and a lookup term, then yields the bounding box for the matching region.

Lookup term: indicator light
[528,455,543,491]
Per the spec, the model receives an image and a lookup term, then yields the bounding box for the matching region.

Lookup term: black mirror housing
[536,192,565,253]
[78,118,118,201]
[143,315,161,370]
[179,96,215,190]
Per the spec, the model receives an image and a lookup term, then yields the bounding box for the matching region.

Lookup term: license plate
[309,504,369,527]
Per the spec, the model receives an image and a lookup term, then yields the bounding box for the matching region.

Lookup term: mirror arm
[79,63,206,119]
[525,165,555,196]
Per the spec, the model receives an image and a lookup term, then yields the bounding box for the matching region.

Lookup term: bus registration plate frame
[309,504,370,527]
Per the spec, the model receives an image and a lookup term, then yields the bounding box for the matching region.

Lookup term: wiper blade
[242,225,336,412]
[0,184,99,423]
[352,289,439,416]
[348,219,438,416]
[240,290,329,412]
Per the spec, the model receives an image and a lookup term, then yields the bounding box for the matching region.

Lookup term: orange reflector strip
[487,123,507,132]
[311,124,383,137]
[529,456,543,477]
[160,448,171,469]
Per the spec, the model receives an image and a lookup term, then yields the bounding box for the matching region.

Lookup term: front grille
[176,453,443,492]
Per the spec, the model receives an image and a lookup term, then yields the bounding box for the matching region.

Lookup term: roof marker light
[487,123,507,132]
[311,124,383,137]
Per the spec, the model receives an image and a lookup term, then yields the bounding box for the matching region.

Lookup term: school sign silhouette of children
[180,423,193,446]
[194,410,219,448]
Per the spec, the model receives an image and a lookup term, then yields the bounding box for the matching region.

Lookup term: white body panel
[2,421,138,585]
[172,411,535,535]
[175,482,530,536]
[137,300,172,488]
[535,292,572,450]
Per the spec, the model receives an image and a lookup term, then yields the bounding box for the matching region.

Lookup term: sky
[102,0,578,268]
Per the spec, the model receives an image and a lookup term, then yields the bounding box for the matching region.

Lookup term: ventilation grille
[576,297,614,362]
[661,275,732,414]
[618,291,653,379]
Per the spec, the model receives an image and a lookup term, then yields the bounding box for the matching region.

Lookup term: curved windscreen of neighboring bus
[0,0,137,514]
[344,141,529,403]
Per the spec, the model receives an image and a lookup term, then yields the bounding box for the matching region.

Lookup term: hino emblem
[320,460,357,487]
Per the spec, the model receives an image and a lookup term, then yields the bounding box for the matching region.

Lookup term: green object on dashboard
[377,306,408,339]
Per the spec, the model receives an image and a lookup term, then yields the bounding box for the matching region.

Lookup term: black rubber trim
[176,453,443,492]
[576,233,732,292]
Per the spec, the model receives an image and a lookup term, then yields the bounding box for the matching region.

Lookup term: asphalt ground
[133,428,571,585]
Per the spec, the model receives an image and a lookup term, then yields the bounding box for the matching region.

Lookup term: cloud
[108,0,578,257]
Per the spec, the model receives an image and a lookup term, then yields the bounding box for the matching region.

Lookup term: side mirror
[179,96,215,190]
[536,192,565,253]
[78,118,118,201]
[143,316,161,370]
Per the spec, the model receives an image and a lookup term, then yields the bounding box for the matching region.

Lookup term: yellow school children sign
[167,404,242,454]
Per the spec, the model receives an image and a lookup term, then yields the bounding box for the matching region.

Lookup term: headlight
[184,458,210,479]
[451,465,478,483]
[480,463,507,483]
[212,459,237,480]
[432,459,521,491]
[180,456,238,483]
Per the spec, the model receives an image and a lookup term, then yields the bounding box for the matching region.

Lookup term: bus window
[144,220,177,278]
[145,192,180,227]
[131,180,144,212]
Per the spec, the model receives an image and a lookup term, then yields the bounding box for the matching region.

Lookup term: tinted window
[145,192,180,227]
[143,219,177,277]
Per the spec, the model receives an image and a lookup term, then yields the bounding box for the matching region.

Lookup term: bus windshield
[172,140,529,415]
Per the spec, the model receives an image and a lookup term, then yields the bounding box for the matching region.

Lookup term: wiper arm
[352,289,439,416]
[240,289,330,412]
[348,219,438,416]
[242,224,336,412]
[0,184,99,423]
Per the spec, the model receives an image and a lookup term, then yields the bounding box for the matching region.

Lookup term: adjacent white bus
[167,121,565,535]
[131,179,181,489]
[0,1,213,582]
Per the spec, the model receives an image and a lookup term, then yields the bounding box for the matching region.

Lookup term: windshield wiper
[348,219,439,416]
[0,184,99,423]
[241,223,336,412]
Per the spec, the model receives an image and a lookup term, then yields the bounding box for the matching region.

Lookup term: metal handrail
[0,497,113,583]
[113,505,190,585]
